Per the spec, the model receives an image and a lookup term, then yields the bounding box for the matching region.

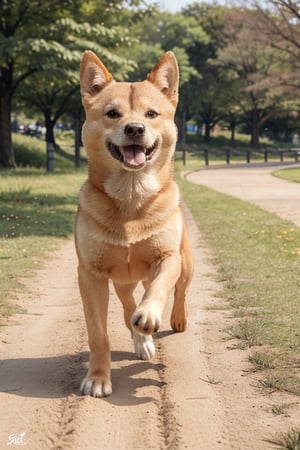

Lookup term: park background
[2,0,300,170]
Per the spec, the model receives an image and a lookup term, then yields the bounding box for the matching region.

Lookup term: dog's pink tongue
[121,145,146,166]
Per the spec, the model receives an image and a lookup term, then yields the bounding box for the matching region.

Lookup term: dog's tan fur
[75,51,194,397]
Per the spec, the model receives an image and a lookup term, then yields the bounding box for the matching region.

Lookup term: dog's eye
[106,109,120,119]
[146,110,158,118]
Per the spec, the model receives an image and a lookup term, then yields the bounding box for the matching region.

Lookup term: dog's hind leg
[171,225,194,332]
[114,282,155,360]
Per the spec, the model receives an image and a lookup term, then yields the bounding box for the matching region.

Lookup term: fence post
[226,148,230,164]
[204,148,209,166]
[246,150,250,163]
[182,147,186,166]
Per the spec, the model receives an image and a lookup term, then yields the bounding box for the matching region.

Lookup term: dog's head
[80,51,179,174]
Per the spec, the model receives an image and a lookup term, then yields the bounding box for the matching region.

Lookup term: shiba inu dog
[75,51,194,397]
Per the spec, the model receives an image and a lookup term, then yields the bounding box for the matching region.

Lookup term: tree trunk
[249,106,260,149]
[0,67,17,168]
[43,109,56,173]
[229,118,236,142]
[204,121,211,143]
[44,109,56,145]
[176,116,183,142]
[250,124,260,148]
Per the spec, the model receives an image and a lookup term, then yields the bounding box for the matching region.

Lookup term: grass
[225,320,265,349]
[265,428,300,449]
[186,129,274,148]
[177,173,300,396]
[271,403,296,415]
[249,351,277,371]
[273,167,300,184]
[13,133,76,170]
[258,373,300,393]
[0,133,86,317]
[0,168,86,318]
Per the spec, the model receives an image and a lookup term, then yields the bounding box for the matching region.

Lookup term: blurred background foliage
[1,0,300,169]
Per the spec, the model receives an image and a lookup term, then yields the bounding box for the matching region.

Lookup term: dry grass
[177,173,300,395]
[265,428,300,449]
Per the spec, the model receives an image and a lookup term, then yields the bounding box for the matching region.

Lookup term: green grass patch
[249,351,277,371]
[13,133,76,170]
[0,168,86,318]
[273,167,300,184]
[177,174,300,395]
[186,129,274,148]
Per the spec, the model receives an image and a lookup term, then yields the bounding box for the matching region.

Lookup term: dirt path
[186,163,300,226]
[1,167,300,449]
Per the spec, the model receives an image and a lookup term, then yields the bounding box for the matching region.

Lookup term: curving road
[186,163,300,227]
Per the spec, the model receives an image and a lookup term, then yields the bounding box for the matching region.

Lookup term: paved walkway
[186,163,300,227]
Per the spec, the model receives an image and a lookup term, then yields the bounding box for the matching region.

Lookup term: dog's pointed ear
[80,51,114,97]
[147,52,179,106]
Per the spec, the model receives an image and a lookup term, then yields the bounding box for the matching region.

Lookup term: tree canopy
[1,0,300,168]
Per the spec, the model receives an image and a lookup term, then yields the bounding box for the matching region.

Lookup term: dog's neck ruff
[103,169,160,211]
[79,179,180,246]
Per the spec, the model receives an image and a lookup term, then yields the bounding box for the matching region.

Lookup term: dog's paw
[131,307,161,335]
[170,313,188,332]
[133,330,156,360]
[80,376,112,398]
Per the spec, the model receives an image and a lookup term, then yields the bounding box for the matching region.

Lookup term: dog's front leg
[131,253,181,336]
[78,267,112,397]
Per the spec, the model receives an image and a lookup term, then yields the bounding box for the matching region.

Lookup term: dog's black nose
[124,123,145,137]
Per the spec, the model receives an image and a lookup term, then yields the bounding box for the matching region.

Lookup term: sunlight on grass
[0,168,86,318]
[273,167,300,184]
[12,133,79,170]
[177,174,300,394]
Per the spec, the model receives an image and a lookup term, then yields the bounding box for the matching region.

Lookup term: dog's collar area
[107,139,158,169]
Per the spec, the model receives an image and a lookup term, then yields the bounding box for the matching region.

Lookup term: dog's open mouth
[107,140,158,169]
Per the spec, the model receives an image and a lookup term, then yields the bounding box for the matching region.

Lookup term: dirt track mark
[156,341,180,450]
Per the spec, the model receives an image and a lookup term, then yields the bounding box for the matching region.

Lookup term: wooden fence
[176,145,300,166]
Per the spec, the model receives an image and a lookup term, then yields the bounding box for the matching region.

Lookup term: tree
[17,17,135,171]
[182,3,234,142]
[253,0,300,97]
[0,0,80,168]
[123,10,207,81]
[1,0,141,169]
[216,7,292,148]
[121,9,208,141]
